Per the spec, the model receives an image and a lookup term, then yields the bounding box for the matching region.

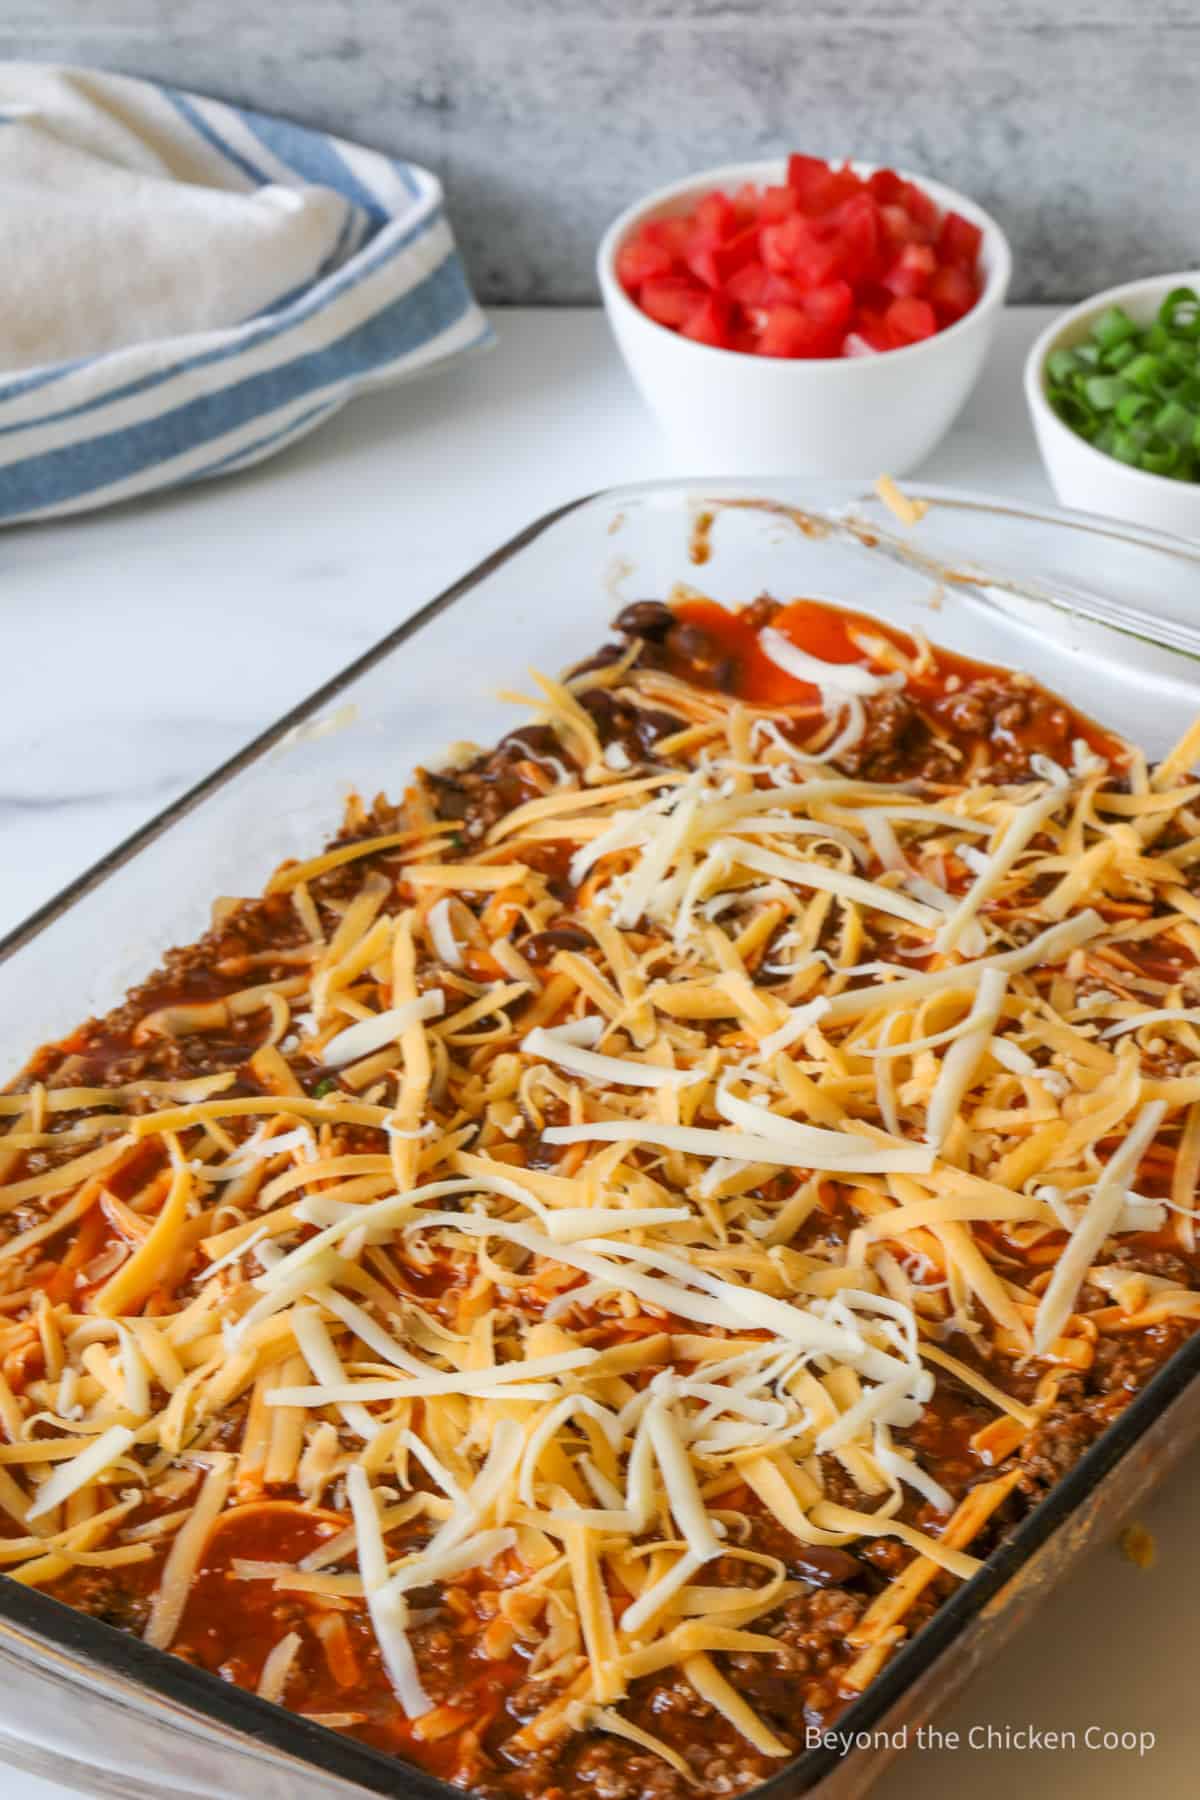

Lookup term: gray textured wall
[6,2,1198,304]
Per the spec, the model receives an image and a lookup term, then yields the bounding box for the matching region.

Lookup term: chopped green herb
[312,1076,337,1098]
[1045,287,1200,482]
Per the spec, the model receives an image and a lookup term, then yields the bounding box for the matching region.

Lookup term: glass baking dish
[3,479,1200,1800]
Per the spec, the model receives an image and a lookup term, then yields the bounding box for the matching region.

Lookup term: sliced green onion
[1083,374,1127,411]
[1046,346,1081,384]
[1142,441,1180,476]
[1046,286,1200,481]
[1115,391,1152,426]
[1103,339,1138,372]
[1110,434,1144,466]
[1159,287,1200,338]
[1093,306,1136,351]
[1155,399,1194,446]
[1122,352,1163,391]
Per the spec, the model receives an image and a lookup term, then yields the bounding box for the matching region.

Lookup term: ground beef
[837,691,956,783]
[636,1668,787,1787]
[766,1585,867,1662]
[424,769,476,821]
[407,1617,466,1706]
[814,1454,878,1511]
[1111,1244,1192,1285]
[16,892,313,1092]
[567,1740,686,1800]
[48,1568,153,1634]
[928,676,1073,781]
[418,688,687,847]
[753,1585,870,1723]
[1014,1315,1194,1499]
[1017,1379,1104,1499]
[1090,1320,1192,1395]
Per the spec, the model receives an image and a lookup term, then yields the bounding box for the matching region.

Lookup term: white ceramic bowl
[1025,272,1200,540]
[597,157,1011,478]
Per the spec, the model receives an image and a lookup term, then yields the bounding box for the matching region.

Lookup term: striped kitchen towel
[0,64,492,523]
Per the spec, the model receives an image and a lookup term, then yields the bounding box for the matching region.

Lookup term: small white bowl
[597,157,1011,478]
[1025,272,1200,540]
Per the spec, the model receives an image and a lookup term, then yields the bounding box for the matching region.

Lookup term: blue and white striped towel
[0,64,492,523]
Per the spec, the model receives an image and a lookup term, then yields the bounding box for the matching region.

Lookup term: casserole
[2,480,1200,1799]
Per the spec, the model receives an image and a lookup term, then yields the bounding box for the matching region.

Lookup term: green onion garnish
[1045,286,1200,482]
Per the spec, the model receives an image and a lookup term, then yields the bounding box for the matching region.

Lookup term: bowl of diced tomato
[598,154,1010,477]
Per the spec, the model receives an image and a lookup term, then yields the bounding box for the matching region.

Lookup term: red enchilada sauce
[660,594,1123,771]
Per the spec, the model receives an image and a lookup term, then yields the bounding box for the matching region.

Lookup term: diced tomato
[620,154,983,360]
[851,288,894,350]
[759,215,802,274]
[687,225,759,290]
[879,203,920,249]
[882,243,937,298]
[867,168,903,203]
[885,296,938,346]
[937,210,983,270]
[759,184,799,224]
[729,320,762,355]
[786,152,841,213]
[899,181,939,240]
[856,310,894,352]
[639,275,708,328]
[836,194,882,283]
[694,190,737,242]
[790,233,844,289]
[855,280,893,316]
[616,237,674,291]
[758,304,839,358]
[761,215,842,288]
[680,293,733,348]
[641,216,692,260]
[803,280,855,334]
[928,262,978,323]
[723,261,772,309]
[761,270,812,305]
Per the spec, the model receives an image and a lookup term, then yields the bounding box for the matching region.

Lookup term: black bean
[664,621,721,668]
[424,770,472,820]
[500,724,560,761]
[566,645,623,679]
[790,1546,869,1587]
[613,600,674,639]
[520,925,593,965]
[633,708,687,752]
[579,688,616,726]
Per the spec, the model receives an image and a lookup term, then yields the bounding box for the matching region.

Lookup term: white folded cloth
[0,64,491,521]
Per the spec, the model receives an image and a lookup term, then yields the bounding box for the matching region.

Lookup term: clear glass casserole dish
[2,479,1200,1800]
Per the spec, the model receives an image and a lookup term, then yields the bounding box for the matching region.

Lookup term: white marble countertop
[3,306,1196,1800]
